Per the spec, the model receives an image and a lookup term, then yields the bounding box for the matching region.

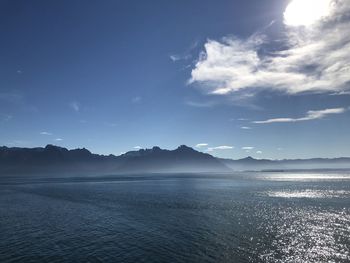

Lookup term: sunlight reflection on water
[265,189,350,198]
[259,207,350,263]
[260,172,350,181]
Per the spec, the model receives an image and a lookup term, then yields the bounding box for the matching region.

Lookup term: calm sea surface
[0,171,349,262]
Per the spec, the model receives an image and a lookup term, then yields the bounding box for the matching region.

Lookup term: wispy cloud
[70,101,80,112]
[190,0,350,97]
[0,91,37,112]
[242,146,254,150]
[185,100,215,108]
[253,107,346,124]
[55,138,63,141]
[170,54,191,62]
[195,143,208,148]
[207,145,234,152]
[40,131,53,136]
[240,126,252,130]
[133,146,142,150]
[330,91,350,96]
[0,114,12,122]
[256,151,263,154]
[170,41,198,62]
[132,96,142,104]
[0,91,23,104]
[104,122,118,127]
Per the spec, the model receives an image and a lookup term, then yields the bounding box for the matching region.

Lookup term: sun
[284,0,333,27]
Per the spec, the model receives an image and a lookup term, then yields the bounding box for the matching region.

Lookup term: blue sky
[0,0,349,159]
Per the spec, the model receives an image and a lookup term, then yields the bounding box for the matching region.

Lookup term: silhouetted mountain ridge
[0,145,229,175]
[118,145,228,173]
[220,155,350,171]
[1,145,350,176]
[0,145,120,175]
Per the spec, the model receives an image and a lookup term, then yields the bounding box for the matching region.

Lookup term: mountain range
[1,144,350,176]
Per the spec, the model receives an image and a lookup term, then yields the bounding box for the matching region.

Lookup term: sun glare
[284,0,332,27]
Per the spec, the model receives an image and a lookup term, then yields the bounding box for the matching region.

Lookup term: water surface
[0,171,349,262]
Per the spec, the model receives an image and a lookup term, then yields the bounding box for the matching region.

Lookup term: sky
[0,0,349,159]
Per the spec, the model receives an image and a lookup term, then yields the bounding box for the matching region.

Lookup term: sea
[0,171,349,262]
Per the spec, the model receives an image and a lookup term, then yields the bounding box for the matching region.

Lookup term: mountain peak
[151,146,162,152]
[45,144,60,149]
[240,156,256,161]
[44,144,68,152]
[176,145,196,152]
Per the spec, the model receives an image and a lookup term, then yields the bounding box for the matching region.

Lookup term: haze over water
[1,171,349,262]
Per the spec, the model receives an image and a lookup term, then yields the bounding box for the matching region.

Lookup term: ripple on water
[0,174,349,263]
[258,207,350,263]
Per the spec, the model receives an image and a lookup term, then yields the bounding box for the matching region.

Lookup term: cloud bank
[190,0,350,96]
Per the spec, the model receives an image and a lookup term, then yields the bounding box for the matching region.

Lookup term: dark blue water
[1,172,349,262]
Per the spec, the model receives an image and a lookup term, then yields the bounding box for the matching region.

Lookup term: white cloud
[190,0,350,96]
[133,146,142,150]
[207,145,234,151]
[256,151,263,154]
[70,101,80,112]
[242,146,254,150]
[40,131,53,136]
[55,138,63,141]
[240,126,252,130]
[195,143,208,148]
[253,107,346,124]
